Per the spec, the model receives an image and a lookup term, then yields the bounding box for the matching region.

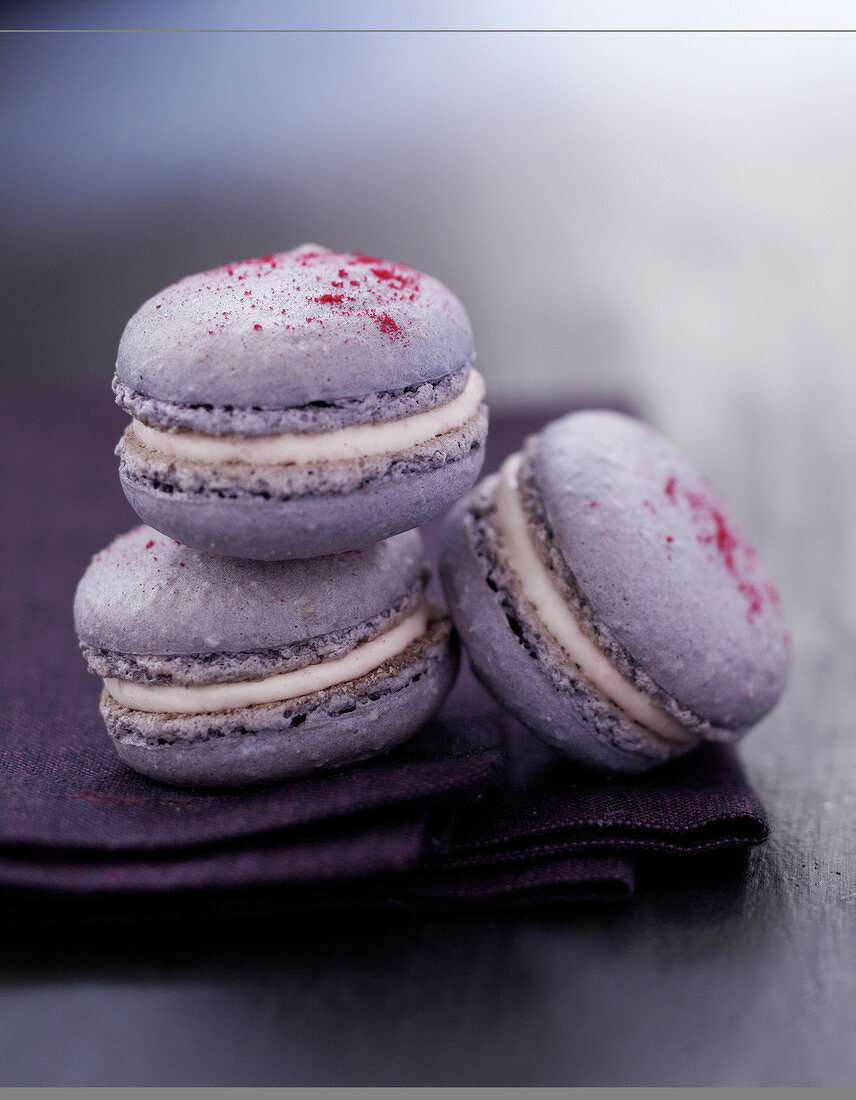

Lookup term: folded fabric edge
[439,814,769,864]
[0,853,635,926]
[0,810,432,894]
[0,747,505,855]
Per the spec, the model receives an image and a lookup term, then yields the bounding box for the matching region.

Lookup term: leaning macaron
[440,410,790,774]
[74,527,457,787]
[114,245,487,559]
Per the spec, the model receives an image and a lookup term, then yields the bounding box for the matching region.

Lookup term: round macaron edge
[99,616,459,789]
[113,245,475,410]
[526,409,791,731]
[75,527,459,786]
[115,429,487,560]
[439,482,692,774]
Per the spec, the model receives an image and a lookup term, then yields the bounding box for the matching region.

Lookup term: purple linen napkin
[0,384,768,923]
[444,715,770,860]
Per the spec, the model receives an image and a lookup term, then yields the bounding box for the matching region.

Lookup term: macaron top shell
[115,245,474,408]
[528,411,789,729]
[74,526,427,656]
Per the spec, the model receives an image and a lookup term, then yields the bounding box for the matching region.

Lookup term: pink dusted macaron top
[529,411,790,730]
[115,245,474,408]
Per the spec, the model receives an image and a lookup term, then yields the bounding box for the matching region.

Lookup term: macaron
[440,410,790,774]
[74,526,457,787]
[114,245,487,559]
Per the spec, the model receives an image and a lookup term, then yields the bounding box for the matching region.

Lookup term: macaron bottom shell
[440,485,707,775]
[118,421,487,560]
[100,619,459,788]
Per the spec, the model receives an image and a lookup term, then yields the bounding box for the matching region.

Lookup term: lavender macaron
[114,245,487,559]
[440,410,790,774]
[74,527,457,787]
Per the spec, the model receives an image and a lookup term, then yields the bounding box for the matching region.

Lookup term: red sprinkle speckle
[738,582,763,620]
[145,540,154,549]
[664,475,767,622]
[254,323,262,330]
[378,312,402,336]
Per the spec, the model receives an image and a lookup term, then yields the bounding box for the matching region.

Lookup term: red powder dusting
[738,582,763,619]
[378,312,401,336]
[688,492,743,573]
[369,265,419,292]
[294,249,328,266]
[234,253,277,268]
[316,293,344,304]
[665,475,766,622]
[352,253,383,264]
[588,501,598,508]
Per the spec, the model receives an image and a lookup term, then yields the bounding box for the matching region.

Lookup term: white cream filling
[104,604,429,715]
[492,453,696,745]
[133,369,486,465]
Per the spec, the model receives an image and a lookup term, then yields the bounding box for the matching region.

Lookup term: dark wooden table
[0,385,850,1087]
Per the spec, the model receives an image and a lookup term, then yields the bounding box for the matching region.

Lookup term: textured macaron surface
[74,526,427,657]
[115,245,474,408]
[527,411,789,729]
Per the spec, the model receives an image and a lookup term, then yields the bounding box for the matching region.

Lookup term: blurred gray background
[3,1,855,598]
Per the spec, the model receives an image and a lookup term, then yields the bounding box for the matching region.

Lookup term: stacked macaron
[113,245,486,560]
[75,246,486,786]
[75,528,456,787]
[75,244,789,788]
